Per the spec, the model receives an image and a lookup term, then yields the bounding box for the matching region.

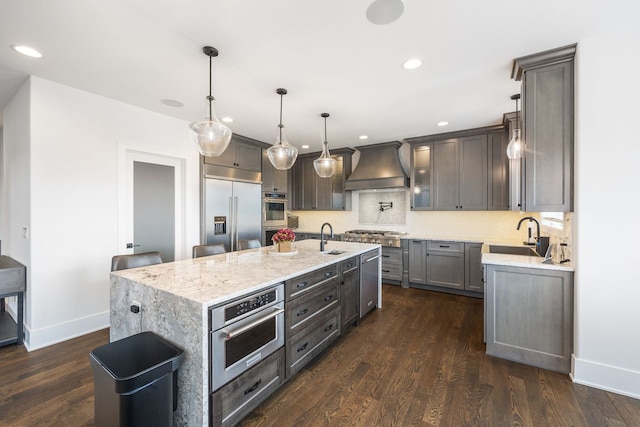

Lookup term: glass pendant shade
[190,46,232,157]
[506,128,523,160]
[313,113,336,178]
[267,126,298,170]
[190,105,232,157]
[314,142,337,178]
[267,88,298,170]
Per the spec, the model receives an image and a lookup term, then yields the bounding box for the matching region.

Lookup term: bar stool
[239,239,261,250]
[111,252,163,272]
[192,244,226,258]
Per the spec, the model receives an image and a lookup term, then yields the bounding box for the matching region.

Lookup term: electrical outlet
[130,301,141,314]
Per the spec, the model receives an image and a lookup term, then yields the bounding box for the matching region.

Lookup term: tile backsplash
[358,191,406,225]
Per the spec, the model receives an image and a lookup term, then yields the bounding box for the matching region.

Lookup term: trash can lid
[90,332,184,382]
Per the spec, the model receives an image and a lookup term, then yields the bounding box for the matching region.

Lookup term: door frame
[117,144,187,260]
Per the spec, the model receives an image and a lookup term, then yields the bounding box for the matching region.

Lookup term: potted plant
[271,228,296,253]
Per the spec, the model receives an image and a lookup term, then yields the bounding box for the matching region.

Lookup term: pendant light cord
[207,53,213,121]
[278,93,284,144]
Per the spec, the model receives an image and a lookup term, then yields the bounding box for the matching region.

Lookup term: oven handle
[222,306,284,341]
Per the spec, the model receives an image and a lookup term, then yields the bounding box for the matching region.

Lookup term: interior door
[133,161,175,261]
[119,148,186,261]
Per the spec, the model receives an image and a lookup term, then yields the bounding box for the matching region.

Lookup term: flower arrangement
[271,228,296,243]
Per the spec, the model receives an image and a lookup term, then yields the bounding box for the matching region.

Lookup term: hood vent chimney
[345,141,409,190]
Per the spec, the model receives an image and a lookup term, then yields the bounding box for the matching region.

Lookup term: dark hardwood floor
[1,285,639,426]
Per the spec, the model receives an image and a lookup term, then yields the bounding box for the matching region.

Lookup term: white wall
[2,76,201,350]
[572,27,640,398]
[1,81,31,323]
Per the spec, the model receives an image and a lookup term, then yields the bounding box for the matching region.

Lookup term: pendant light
[189,46,232,157]
[314,113,337,178]
[506,94,523,160]
[267,88,298,170]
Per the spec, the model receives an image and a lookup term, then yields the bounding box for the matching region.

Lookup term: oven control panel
[225,289,277,322]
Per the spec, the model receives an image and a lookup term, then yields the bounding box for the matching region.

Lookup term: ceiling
[0,0,614,153]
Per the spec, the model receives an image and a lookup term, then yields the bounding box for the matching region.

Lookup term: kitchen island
[110,239,380,426]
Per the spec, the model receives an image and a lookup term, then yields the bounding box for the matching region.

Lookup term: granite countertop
[480,243,575,272]
[111,240,380,307]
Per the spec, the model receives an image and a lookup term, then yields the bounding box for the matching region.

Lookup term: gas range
[342,229,407,247]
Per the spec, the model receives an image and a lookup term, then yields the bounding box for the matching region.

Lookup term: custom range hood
[345,141,409,190]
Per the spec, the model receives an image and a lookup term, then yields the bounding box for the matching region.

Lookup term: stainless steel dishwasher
[360,249,381,318]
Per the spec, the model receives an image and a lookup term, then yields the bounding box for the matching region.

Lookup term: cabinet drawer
[427,241,464,253]
[286,265,338,300]
[339,257,359,275]
[286,280,339,333]
[381,264,403,282]
[286,308,340,378]
[381,247,402,265]
[211,347,285,427]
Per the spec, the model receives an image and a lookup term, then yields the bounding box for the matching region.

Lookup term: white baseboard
[572,355,640,400]
[25,310,109,351]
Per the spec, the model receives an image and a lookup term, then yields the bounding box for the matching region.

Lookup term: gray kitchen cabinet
[426,241,465,290]
[432,135,488,211]
[284,263,341,378]
[261,149,287,192]
[512,44,575,212]
[484,263,573,373]
[408,239,427,284]
[339,257,360,332]
[381,246,403,285]
[409,142,433,210]
[290,148,353,211]
[204,134,263,172]
[211,348,285,427]
[487,131,509,210]
[464,243,483,292]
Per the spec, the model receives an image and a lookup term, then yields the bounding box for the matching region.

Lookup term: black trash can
[90,331,185,427]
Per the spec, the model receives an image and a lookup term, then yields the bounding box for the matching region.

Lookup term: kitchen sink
[489,245,540,257]
[322,250,346,255]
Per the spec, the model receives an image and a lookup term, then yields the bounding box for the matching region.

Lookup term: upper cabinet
[408,126,505,211]
[262,149,288,193]
[512,44,575,212]
[290,148,354,211]
[204,135,263,172]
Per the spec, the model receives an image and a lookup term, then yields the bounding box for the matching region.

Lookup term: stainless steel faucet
[516,216,540,242]
[320,222,333,252]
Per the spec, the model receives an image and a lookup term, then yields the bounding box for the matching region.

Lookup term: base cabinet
[426,241,465,290]
[211,348,285,427]
[484,264,573,373]
[381,247,403,284]
[340,257,360,332]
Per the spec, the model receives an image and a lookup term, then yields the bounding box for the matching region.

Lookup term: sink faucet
[320,222,333,252]
[516,216,540,242]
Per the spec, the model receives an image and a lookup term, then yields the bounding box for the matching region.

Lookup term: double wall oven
[263,192,288,245]
[209,283,285,392]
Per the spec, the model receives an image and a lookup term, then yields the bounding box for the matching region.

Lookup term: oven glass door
[225,316,276,367]
[264,200,286,223]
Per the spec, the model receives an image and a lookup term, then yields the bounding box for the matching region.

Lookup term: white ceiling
[0,0,618,152]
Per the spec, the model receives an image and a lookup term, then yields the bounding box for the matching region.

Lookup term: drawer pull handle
[347,263,354,268]
[297,308,308,317]
[382,255,390,258]
[244,379,262,395]
[439,245,450,248]
[382,269,390,273]
[324,294,334,302]
[297,342,309,352]
[324,324,334,332]
[296,282,308,289]
[324,271,334,278]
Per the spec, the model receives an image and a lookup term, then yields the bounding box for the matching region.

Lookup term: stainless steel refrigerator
[204,179,262,252]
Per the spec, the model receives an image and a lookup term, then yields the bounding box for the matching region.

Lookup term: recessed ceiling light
[301,145,310,149]
[437,121,449,127]
[221,116,234,123]
[160,99,184,107]
[11,44,43,58]
[358,135,369,140]
[402,58,422,70]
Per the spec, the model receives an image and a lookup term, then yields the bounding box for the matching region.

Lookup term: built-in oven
[210,283,285,391]
[263,192,287,228]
